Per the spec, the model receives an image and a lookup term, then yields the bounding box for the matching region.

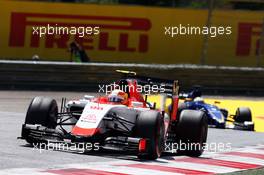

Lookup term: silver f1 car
[20,72,208,159]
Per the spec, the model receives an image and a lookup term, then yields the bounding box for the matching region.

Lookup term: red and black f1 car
[20,71,208,160]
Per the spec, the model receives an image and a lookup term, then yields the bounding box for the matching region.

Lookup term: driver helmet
[108,90,128,105]
[193,97,204,103]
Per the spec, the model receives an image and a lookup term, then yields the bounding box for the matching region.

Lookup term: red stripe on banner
[46,168,127,175]
[123,164,213,175]
[224,152,264,160]
[176,157,261,169]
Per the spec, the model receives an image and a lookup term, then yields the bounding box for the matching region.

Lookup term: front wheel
[22,96,58,143]
[135,110,165,160]
[234,107,252,123]
[176,110,208,157]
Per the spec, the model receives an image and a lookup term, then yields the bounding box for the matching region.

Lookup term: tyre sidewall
[176,110,208,157]
[25,96,58,129]
[135,110,164,159]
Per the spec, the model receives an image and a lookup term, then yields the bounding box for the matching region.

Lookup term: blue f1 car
[178,88,254,131]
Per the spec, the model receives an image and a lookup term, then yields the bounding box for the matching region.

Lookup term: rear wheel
[135,110,164,160]
[176,110,208,157]
[22,97,58,143]
[234,107,252,123]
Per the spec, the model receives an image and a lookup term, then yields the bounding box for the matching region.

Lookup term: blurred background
[1,0,263,67]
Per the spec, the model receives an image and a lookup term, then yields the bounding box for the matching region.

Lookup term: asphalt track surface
[0,91,264,173]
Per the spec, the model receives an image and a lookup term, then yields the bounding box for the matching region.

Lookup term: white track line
[58,163,183,175]
[210,155,264,166]
[0,168,55,175]
[119,161,239,174]
[1,145,264,175]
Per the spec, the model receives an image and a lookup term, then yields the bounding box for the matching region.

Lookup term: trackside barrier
[0,60,263,95]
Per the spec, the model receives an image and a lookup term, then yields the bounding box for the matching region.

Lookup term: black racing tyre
[25,96,58,129]
[176,110,208,157]
[220,108,228,119]
[234,107,252,123]
[135,110,164,160]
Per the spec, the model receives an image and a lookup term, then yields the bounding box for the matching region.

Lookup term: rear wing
[116,70,180,121]
[134,76,179,97]
[116,70,180,97]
